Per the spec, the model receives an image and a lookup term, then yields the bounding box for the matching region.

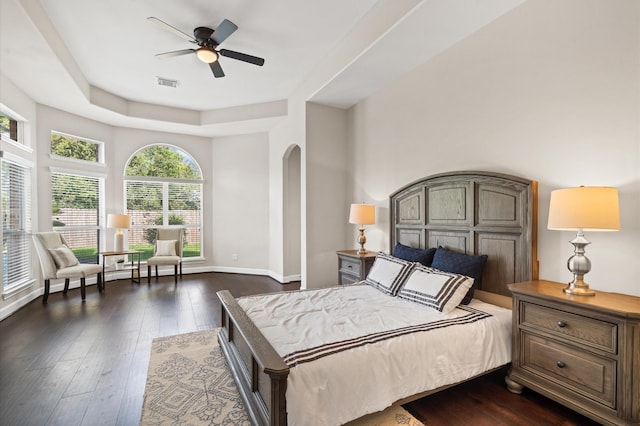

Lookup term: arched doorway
[283,144,301,281]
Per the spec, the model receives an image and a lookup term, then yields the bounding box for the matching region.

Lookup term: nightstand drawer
[339,274,362,285]
[520,301,617,353]
[337,250,376,285]
[339,256,362,276]
[522,333,616,409]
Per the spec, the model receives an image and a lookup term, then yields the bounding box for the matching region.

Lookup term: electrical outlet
[232,254,239,261]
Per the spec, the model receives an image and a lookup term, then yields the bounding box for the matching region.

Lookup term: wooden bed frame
[218,171,538,426]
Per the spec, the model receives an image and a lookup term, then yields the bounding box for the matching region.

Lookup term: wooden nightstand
[336,250,377,285]
[507,280,640,426]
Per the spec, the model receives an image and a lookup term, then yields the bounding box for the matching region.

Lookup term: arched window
[124,145,203,260]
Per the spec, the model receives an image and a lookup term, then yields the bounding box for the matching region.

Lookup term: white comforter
[237,284,511,426]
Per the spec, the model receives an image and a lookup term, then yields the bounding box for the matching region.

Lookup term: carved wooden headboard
[390,171,538,298]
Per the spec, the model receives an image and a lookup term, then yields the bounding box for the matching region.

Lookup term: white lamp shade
[107,214,131,230]
[349,204,375,225]
[548,186,620,231]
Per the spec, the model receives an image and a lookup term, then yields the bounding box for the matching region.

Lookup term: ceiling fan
[148,17,265,78]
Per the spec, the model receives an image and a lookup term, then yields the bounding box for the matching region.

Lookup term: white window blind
[1,157,32,289]
[125,180,202,260]
[52,172,101,264]
[168,182,201,258]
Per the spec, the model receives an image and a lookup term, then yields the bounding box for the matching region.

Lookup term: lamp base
[564,230,595,296]
[356,226,367,255]
[114,232,124,253]
[563,277,596,296]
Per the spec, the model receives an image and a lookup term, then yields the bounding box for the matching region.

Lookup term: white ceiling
[0,0,525,137]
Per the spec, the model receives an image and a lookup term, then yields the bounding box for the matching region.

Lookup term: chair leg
[98,273,103,293]
[179,262,182,278]
[147,266,151,284]
[155,265,158,280]
[63,278,70,294]
[174,265,178,283]
[43,279,50,304]
[80,278,86,300]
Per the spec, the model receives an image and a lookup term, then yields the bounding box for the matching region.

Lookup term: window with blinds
[125,145,203,261]
[125,180,202,260]
[52,172,102,264]
[1,156,32,290]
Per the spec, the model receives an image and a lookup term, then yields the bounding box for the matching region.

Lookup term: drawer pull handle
[347,265,353,269]
[556,361,566,369]
[557,321,567,328]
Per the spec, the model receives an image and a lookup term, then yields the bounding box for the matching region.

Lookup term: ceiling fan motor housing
[194,27,215,44]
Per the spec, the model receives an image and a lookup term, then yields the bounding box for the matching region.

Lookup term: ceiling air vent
[157,77,179,88]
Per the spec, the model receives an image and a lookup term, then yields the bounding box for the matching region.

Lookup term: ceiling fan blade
[211,19,238,45]
[219,49,264,66]
[154,49,195,59]
[147,17,196,43]
[209,61,225,78]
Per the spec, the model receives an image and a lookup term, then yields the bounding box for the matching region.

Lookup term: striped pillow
[397,265,473,314]
[364,253,415,296]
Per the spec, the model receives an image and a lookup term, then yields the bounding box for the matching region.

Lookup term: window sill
[2,278,36,300]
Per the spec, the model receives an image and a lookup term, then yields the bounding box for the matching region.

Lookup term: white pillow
[156,239,177,256]
[397,265,473,314]
[49,245,80,268]
[364,252,415,296]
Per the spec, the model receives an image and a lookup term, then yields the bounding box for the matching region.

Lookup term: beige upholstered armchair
[147,228,184,283]
[32,232,103,303]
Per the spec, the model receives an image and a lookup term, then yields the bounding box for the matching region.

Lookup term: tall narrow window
[125,145,202,261]
[51,172,102,263]
[1,154,32,291]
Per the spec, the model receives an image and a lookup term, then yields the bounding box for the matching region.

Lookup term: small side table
[336,249,377,285]
[100,250,141,286]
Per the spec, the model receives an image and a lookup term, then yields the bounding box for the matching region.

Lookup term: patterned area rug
[141,328,423,425]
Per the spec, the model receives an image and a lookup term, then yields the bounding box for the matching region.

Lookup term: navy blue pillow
[392,243,436,266]
[431,246,488,305]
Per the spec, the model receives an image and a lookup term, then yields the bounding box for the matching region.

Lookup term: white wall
[305,103,350,288]
[347,0,640,296]
[211,133,270,272]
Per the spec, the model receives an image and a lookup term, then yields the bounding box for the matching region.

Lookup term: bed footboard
[217,290,289,426]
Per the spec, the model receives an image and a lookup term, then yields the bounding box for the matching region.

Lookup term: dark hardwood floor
[0,273,599,426]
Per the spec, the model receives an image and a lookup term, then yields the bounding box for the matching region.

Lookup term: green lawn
[72,244,201,263]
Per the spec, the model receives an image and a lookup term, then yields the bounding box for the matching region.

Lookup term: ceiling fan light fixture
[196,48,218,63]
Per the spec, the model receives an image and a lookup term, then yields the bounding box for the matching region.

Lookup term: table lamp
[107,213,131,252]
[349,203,375,255]
[547,186,620,296]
